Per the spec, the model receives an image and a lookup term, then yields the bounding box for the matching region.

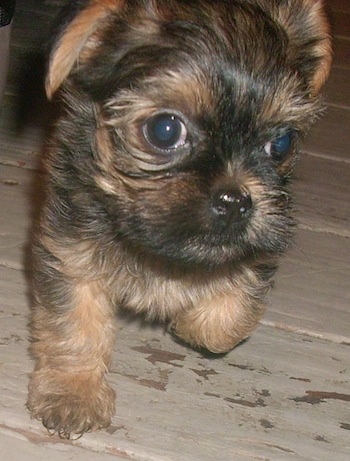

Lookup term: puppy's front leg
[27,254,116,438]
[171,293,265,354]
[170,271,269,354]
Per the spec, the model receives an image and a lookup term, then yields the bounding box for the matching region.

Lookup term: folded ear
[46,0,125,99]
[273,0,332,95]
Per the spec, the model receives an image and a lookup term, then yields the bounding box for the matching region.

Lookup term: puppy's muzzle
[211,186,252,223]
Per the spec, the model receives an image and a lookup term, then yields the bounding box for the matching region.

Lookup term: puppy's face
[48,0,331,266]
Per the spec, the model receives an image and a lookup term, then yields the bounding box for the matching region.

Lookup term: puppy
[27,0,332,438]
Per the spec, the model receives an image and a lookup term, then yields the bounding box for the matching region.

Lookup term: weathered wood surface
[1,264,349,461]
[0,1,349,460]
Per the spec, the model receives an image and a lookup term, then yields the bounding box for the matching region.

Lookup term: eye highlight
[143,113,188,151]
[264,132,294,160]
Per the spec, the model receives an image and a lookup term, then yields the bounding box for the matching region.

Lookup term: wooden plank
[0,165,41,269]
[0,430,127,461]
[331,11,350,39]
[302,106,350,162]
[333,38,350,70]
[328,0,350,14]
[0,140,41,170]
[325,67,350,109]
[293,153,350,237]
[267,228,350,343]
[0,266,349,461]
[0,95,45,171]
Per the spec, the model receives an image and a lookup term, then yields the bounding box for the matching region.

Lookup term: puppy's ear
[273,0,332,95]
[46,0,125,99]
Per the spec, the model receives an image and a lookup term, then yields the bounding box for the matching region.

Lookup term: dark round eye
[264,132,293,160]
[143,113,187,150]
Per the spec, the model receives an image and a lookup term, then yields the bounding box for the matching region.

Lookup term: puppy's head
[47,0,332,266]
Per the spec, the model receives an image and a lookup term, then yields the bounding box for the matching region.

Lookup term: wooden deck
[0,1,349,459]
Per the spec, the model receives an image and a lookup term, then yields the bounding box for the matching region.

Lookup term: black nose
[211,187,252,222]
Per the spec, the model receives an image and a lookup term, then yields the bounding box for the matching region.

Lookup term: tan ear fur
[307,0,332,94]
[276,0,332,95]
[46,0,124,99]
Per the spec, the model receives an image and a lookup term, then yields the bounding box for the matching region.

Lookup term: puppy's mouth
[113,187,293,267]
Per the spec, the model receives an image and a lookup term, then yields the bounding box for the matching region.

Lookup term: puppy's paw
[169,295,263,354]
[27,370,115,438]
[170,312,242,354]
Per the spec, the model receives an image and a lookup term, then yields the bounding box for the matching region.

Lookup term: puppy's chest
[107,259,231,319]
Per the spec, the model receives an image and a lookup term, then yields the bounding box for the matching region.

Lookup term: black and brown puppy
[27,0,332,438]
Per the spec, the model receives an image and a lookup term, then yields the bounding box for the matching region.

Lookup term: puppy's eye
[264,132,293,160]
[143,113,187,150]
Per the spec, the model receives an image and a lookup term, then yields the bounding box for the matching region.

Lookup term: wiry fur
[27,0,331,438]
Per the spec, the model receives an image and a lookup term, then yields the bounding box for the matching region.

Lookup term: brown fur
[46,0,125,98]
[27,0,332,438]
[28,273,116,437]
